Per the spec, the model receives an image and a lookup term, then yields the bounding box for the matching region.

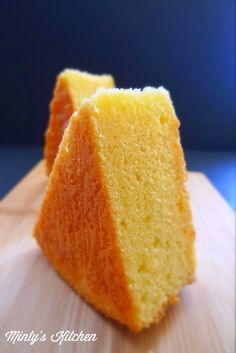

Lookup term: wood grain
[0,161,235,353]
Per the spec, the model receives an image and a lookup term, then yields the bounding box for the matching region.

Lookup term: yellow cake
[34,87,195,332]
[44,69,115,174]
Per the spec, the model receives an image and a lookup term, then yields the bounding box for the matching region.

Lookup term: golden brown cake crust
[35,108,139,331]
[44,77,74,175]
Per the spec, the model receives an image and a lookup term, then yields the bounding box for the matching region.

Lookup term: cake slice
[44,69,115,174]
[34,87,195,332]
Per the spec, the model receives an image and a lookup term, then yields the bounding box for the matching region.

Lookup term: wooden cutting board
[0,161,234,353]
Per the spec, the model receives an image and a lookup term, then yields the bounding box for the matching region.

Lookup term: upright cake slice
[34,87,195,332]
[44,69,115,174]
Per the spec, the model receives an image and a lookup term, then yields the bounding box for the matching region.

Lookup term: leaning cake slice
[34,87,195,332]
[44,69,115,174]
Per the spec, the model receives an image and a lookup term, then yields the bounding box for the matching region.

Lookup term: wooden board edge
[190,172,235,215]
[0,160,45,206]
